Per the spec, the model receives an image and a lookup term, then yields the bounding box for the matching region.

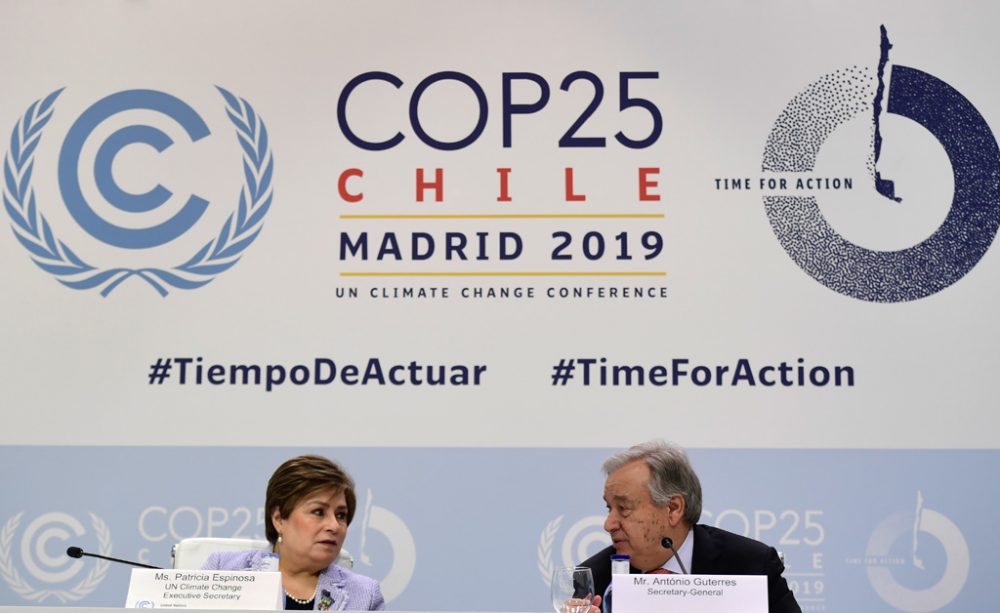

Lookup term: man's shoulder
[696,524,775,555]
[693,524,782,574]
[694,524,800,612]
[579,545,616,596]
[580,545,616,570]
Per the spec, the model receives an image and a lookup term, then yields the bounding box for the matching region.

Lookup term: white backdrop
[1,2,998,612]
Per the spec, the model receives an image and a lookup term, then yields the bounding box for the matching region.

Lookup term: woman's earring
[277,534,283,544]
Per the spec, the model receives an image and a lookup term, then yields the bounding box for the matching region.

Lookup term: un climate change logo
[763,27,1000,302]
[537,514,610,587]
[0,512,112,603]
[3,87,273,296]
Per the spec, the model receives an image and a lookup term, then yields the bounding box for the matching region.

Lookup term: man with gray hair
[581,440,800,613]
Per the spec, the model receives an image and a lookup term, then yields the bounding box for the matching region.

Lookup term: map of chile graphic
[2,88,273,297]
[763,26,1000,302]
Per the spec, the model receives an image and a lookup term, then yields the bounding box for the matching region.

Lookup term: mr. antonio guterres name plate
[612,574,767,613]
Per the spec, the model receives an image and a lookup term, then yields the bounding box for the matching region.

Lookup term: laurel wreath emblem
[2,87,273,296]
[0,512,112,603]
[537,515,563,588]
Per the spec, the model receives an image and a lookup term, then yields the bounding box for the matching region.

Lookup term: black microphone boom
[660,537,689,574]
[66,546,162,570]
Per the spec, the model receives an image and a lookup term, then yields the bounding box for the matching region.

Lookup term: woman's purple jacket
[202,550,385,611]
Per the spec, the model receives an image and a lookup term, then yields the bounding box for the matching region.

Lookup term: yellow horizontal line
[340,272,667,277]
[339,214,665,220]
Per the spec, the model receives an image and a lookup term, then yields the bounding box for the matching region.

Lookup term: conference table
[0,597,539,613]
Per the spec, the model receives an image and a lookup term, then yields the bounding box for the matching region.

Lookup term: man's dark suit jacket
[580,524,801,613]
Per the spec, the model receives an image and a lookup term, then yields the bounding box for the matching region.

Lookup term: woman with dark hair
[203,455,384,611]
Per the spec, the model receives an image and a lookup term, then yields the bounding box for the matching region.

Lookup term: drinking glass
[550,566,595,613]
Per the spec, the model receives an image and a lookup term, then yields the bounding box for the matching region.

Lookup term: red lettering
[496,168,512,202]
[416,168,444,202]
[338,168,364,202]
[639,167,660,201]
[564,167,585,202]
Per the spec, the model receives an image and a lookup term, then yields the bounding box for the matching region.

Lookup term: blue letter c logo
[58,89,211,249]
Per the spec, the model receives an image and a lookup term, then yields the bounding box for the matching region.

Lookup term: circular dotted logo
[865,494,969,612]
[0,512,112,603]
[762,28,1000,302]
[2,87,274,296]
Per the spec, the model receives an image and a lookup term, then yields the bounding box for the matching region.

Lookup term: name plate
[125,569,282,609]
[612,574,767,613]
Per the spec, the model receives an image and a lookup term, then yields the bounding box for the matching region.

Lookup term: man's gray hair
[602,440,703,525]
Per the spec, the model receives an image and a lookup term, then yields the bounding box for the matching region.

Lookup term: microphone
[660,537,689,575]
[67,546,162,570]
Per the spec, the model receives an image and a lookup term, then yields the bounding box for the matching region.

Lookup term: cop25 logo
[2,87,273,296]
